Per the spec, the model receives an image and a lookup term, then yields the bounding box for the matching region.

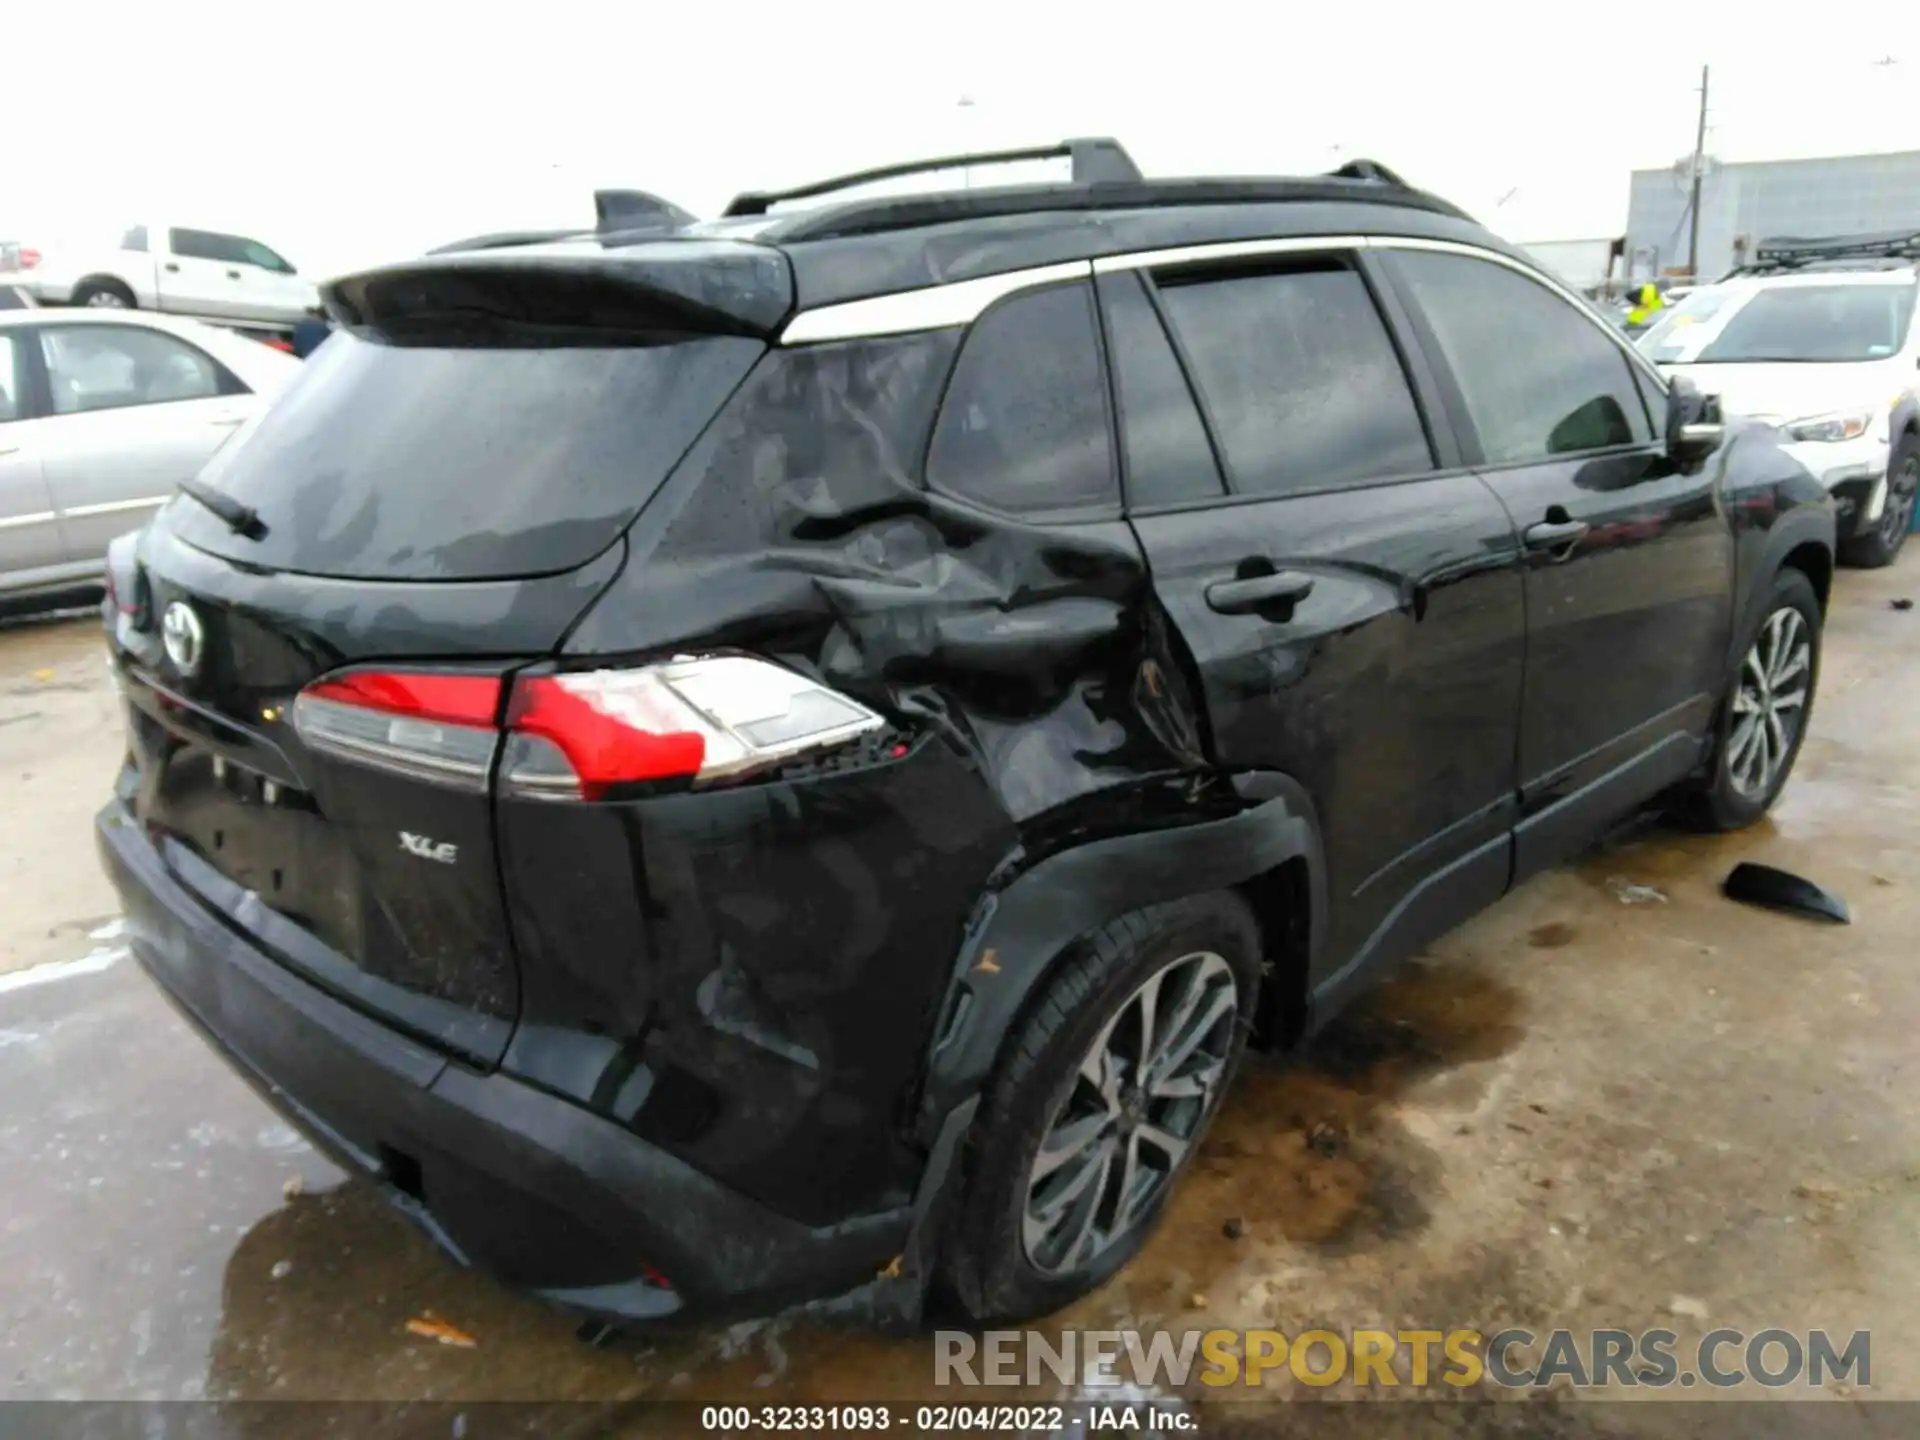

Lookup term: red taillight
[502,658,887,800]
[293,671,503,789]
[293,658,888,799]
[19,248,39,270]
[303,672,501,728]
[507,675,706,798]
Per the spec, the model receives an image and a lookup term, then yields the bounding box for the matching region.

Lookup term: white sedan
[1,309,299,602]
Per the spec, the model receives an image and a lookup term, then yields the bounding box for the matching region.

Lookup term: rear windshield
[1689,282,1917,364]
[167,330,762,580]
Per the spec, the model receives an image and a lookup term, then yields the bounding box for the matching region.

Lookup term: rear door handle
[226,269,243,280]
[163,262,180,273]
[1205,570,1315,615]
[1524,519,1590,549]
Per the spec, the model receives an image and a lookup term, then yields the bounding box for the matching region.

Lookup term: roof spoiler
[323,243,793,342]
[722,137,1144,217]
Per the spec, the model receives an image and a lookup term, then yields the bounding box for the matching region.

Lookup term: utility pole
[1687,64,1710,277]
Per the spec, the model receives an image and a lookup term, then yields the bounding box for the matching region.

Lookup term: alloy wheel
[1727,605,1812,799]
[1021,950,1239,1276]
[1880,455,1918,549]
[85,290,128,308]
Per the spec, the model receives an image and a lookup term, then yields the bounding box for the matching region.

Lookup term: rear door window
[1154,261,1435,495]
[925,281,1116,515]
[168,228,229,262]
[169,330,763,581]
[40,325,240,414]
[0,334,21,420]
[1391,249,1654,463]
[1096,271,1225,508]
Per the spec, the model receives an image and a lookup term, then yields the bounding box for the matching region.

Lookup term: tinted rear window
[169,331,762,580]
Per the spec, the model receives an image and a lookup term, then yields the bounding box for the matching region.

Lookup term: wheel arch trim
[914,772,1325,1138]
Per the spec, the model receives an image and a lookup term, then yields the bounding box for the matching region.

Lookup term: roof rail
[722,137,1144,217]
[1740,228,1920,272]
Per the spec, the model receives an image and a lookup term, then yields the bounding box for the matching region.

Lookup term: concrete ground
[2,559,1917,1429]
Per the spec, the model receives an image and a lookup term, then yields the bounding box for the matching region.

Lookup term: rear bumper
[95,797,912,1324]
[15,275,71,304]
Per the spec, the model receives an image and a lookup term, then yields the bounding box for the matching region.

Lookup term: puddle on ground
[202,957,1524,1406]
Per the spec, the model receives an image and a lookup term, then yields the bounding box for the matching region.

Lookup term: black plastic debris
[1891,598,1914,612]
[1723,862,1851,924]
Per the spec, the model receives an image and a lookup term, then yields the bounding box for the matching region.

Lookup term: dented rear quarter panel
[500,334,1213,1223]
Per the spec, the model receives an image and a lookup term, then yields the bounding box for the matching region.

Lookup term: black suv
[96,139,1835,1328]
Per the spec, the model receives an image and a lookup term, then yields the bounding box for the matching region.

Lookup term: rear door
[34,322,254,564]
[162,228,246,318]
[1103,247,1527,1006]
[1375,243,1732,881]
[1,330,71,589]
[117,317,765,1066]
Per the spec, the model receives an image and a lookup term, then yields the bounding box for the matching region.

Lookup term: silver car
[1,309,299,602]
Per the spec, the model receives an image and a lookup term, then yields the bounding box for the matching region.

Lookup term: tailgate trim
[160,837,514,1065]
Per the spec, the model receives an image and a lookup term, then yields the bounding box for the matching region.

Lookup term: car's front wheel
[1684,566,1822,831]
[1840,435,1916,569]
[941,894,1261,1324]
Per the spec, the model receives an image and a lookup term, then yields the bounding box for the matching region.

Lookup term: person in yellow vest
[1625,282,1665,329]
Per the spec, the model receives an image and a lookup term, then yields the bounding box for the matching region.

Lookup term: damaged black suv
[96,139,1836,1328]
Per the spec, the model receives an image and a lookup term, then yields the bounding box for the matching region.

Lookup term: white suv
[1638,238,1919,567]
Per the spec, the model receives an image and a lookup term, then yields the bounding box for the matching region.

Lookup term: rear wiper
[176,478,267,540]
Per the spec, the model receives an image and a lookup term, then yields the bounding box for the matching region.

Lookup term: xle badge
[400,832,458,864]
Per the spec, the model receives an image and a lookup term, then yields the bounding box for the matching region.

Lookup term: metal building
[1624,149,1920,280]
[1519,238,1621,292]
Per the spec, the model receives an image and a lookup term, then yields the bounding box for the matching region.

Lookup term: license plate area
[140,736,369,967]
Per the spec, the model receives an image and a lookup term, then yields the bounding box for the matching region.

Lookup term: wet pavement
[2,560,1918,1423]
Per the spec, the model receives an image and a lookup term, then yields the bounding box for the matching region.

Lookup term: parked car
[94,139,1835,1330]
[1638,232,1920,566]
[1,309,300,602]
[2,224,319,329]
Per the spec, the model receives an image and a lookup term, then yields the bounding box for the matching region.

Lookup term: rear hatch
[111,244,783,1066]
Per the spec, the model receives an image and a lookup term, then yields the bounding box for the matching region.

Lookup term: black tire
[71,278,136,309]
[940,892,1262,1324]
[1840,433,1917,569]
[1683,566,1822,832]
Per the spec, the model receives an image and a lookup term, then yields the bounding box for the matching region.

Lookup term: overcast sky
[6,0,1915,278]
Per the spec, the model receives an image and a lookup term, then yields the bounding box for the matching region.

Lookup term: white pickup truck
[1,225,319,330]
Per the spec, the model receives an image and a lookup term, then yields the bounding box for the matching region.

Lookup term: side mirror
[1667,374,1723,463]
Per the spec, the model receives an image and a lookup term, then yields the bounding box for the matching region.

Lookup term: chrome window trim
[777,231,1669,404]
[779,261,1090,345]
[1367,235,1671,395]
[1090,234,1372,274]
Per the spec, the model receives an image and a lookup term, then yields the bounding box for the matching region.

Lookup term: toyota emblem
[161,600,205,676]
